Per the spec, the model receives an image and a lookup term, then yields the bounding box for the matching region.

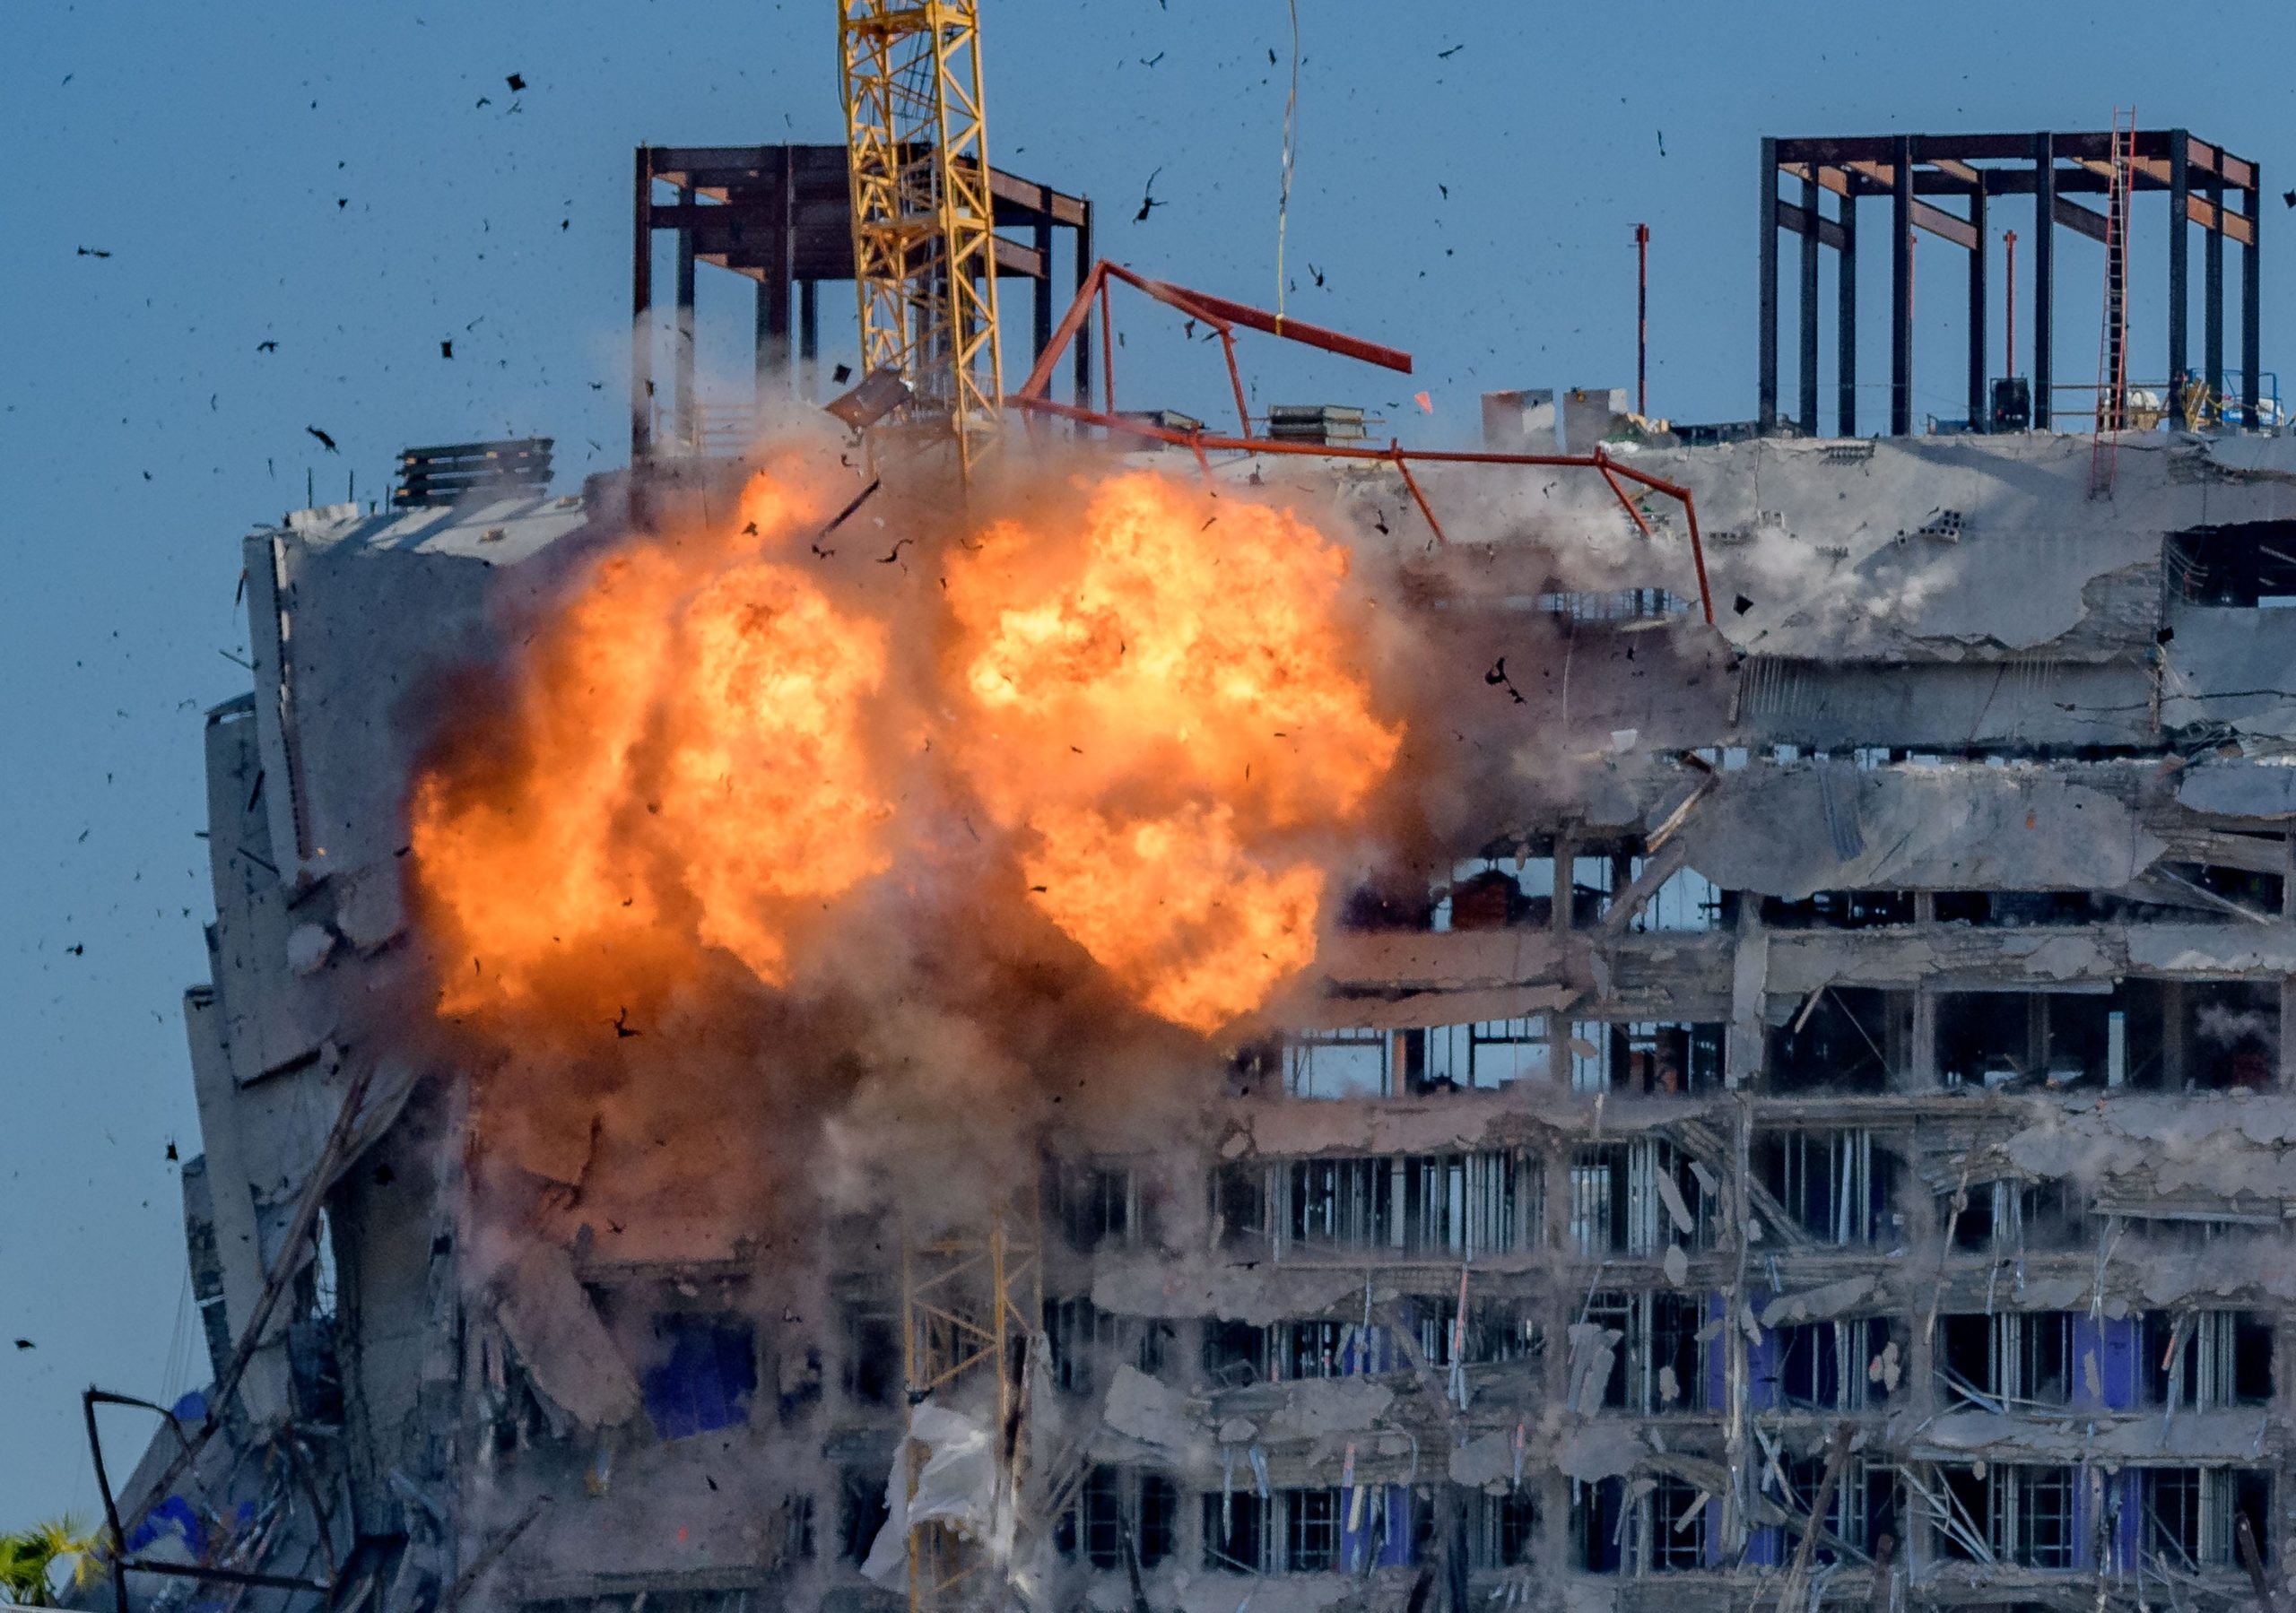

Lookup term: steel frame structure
[629,144,1090,463]
[900,1205,1041,1613]
[840,0,1005,478]
[1758,129,2262,438]
[1007,260,1716,624]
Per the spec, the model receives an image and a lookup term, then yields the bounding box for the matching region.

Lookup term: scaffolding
[900,1202,1042,1612]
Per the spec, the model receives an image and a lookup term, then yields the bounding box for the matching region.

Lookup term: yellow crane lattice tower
[839,0,1005,476]
[900,1204,1041,1612]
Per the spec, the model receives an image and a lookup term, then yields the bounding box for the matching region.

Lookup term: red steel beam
[1006,395,1716,624]
[1010,258,1412,407]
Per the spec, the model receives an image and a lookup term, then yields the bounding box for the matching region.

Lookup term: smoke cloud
[402,427,1439,1259]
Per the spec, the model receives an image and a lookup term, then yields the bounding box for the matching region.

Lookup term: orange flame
[410,467,891,1012]
[947,471,1400,1031]
[411,459,1399,1038]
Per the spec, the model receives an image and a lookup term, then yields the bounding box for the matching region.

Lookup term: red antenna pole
[1634,223,1650,416]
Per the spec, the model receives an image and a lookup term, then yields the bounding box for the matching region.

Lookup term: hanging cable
[1274,0,1300,321]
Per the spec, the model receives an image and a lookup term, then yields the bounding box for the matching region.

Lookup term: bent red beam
[1009,260,1414,406]
[1135,278,1413,375]
[1004,396,1716,623]
[1388,445,1447,545]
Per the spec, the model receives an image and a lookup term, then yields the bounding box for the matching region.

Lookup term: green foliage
[0,1519,103,1607]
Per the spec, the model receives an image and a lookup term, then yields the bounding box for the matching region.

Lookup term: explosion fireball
[946,472,1400,1029]
[409,467,892,1012]
[411,455,1400,1036]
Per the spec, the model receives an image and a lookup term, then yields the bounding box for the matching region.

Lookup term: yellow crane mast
[839,0,1005,477]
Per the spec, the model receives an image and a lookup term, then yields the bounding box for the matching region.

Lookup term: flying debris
[821,478,882,539]
[307,426,339,453]
[85,48,2296,1613]
[257,341,277,352]
[506,72,526,91]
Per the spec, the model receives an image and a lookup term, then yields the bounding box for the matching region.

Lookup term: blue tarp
[641,1316,757,1439]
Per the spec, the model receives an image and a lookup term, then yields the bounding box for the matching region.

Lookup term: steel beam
[1776,199,1846,250]
[2051,195,2109,244]
[2185,194,2257,247]
[1891,135,1913,436]
[1913,199,1979,249]
[1843,162,1980,247]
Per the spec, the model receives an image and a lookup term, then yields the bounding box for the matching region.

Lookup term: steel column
[2205,169,2225,406]
[2032,133,2055,429]
[1073,201,1094,409]
[756,273,791,401]
[755,158,793,405]
[2168,130,2189,426]
[2242,169,2261,428]
[1838,190,1857,435]
[1635,222,1650,418]
[1967,185,1987,430]
[1032,218,1053,362]
[1798,172,1820,435]
[1759,137,1780,429]
[631,146,653,460]
[674,183,697,448]
[1890,135,1913,436]
[799,279,820,398]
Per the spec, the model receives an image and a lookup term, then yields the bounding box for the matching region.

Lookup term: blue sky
[3,0,2290,1522]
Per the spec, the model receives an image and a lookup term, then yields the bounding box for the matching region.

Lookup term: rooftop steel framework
[1758,129,2263,437]
[630,143,1091,461]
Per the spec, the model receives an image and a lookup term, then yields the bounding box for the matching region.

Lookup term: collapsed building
[87,128,2296,1613]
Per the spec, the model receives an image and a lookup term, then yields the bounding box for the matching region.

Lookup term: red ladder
[2089,108,2135,497]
